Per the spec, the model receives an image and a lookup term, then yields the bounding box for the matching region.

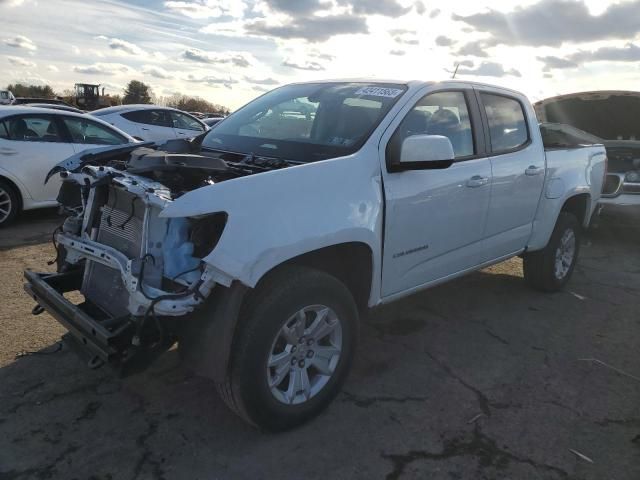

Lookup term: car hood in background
[534,91,640,142]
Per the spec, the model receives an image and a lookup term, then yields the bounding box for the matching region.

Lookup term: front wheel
[217,266,358,431]
[0,179,19,227]
[523,212,581,292]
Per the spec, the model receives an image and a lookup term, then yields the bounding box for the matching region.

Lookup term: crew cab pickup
[25,80,606,431]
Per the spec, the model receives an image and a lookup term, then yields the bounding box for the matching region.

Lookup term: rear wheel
[216,266,358,431]
[0,179,19,227]
[523,212,580,292]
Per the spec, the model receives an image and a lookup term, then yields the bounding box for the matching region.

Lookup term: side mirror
[399,134,455,169]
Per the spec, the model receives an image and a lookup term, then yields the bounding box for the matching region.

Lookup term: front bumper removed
[23,269,171,376]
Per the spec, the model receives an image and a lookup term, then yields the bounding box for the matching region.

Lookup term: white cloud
[7,56,36,67]
[47,65,59,72]
[143,65,172,79]
[182,48,252,67]
[164,0,246,19]
[186,74,238,89]
[73,62,131,75]
[97,36,146,56]
[3,34,36,50]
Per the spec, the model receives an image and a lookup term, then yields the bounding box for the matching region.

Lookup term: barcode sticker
[354,86,403,98]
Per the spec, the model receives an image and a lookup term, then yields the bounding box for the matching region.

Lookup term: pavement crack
[6,379,108,414]
[381,425,569,480]
[341,391,429,408]
[11,381,45,398]
[74,401,102,423]
[132,420,165,480]
[0,443,79,480]
[595,418,640,428]
[424,350,492,417]
[484,328,509,345]
[542,400,583,418]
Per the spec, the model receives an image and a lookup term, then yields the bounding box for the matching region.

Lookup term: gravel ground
[0,206,638,480]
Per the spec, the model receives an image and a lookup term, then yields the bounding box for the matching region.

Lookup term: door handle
[466,175,489,188]
[0,147,17,156]
[525,165,544,176]
[141,127,150,131]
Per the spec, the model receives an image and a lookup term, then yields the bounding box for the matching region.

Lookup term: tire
[0,179,20,227]
[216,265,359,432]
[523,212,581,292]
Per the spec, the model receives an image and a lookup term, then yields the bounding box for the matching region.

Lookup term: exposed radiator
[82,188,146,317]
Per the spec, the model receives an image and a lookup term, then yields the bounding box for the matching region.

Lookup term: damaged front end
[24,141,265,375]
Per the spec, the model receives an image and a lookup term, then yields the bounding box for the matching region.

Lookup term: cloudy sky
[1,0,639,109]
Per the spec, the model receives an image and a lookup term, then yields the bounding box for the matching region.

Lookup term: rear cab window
[480,93,529,153]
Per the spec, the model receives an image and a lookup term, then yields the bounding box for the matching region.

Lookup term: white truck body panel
[157,80,606,307]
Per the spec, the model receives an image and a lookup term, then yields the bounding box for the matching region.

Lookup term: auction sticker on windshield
[355,87,404,98]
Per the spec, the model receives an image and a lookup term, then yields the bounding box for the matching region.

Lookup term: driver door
[380,88,492,298]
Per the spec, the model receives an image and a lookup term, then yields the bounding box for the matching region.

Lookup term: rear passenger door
[476,89,546,261]
[0,114,75,203]
[121,110,176,143]
[380,88,492,297]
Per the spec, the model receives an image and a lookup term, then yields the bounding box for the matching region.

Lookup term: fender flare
[527,188,591,251]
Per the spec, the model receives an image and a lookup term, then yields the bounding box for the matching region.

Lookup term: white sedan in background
[92,105,208,143]
[0,106,136,226]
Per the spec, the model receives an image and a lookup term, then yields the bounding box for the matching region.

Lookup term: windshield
[201,82,407,162]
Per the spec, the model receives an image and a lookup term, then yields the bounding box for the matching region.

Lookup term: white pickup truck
[25,80,606,431]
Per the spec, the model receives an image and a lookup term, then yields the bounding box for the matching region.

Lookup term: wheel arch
[560,192,591,227]
[258,241,374,312]
[180,242,374,384]
[527,190,592,252]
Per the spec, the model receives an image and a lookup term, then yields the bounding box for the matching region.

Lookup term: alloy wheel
[0,186,12,224]
[267,304,343,405]
[554,229,576,279]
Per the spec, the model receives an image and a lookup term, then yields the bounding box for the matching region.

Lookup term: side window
[481,93,529,152]
[122,110,172,127]
[387,91,475,164]
[122,110,150,124]
[62,117,127,145]
[0,121,9,139]
[151,110,171,127]
[3,115,62,142]
[171,111,204,131]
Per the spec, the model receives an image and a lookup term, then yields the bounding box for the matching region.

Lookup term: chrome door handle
[525,165,544,176]
[466,175,489,188]
[0,147,17,155]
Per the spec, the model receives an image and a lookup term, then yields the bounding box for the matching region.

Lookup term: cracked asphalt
[1,207,639,479]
